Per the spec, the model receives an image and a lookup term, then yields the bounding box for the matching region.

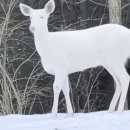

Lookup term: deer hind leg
[104,65,122,112]
[109,75,121,112]
[106,64,129,112]
[116,67,129,112]
[62,76,73,117]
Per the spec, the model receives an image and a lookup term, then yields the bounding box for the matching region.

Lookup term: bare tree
[108,0,122,24]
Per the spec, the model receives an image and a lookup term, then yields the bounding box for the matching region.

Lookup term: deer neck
[33,24,51,58]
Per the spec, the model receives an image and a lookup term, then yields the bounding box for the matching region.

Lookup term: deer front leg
[62,76,73,117]
[52,71,73,117]
[52,71,67,117]
[52,78,62,117]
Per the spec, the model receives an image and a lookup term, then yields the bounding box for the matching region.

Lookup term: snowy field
[0,111,130,130]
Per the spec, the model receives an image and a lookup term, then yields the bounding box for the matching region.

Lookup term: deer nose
[29,26,35,32]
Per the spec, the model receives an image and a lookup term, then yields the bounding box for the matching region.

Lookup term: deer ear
[19,3,33,16]
[44,0,55,14]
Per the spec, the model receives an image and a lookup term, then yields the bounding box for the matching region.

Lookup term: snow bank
[0,111,130,130]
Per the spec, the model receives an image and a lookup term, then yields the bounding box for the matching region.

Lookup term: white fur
[20,0,130,117]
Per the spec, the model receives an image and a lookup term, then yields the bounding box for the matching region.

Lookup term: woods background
[0,0,130,115]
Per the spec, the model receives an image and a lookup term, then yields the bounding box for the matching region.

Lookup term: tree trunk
[108,0,122,24]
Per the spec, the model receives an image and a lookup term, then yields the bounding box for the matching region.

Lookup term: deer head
[19,0,55,33]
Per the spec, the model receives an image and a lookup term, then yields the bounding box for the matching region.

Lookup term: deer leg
[52,71,68,117]
[104,65,122,112]
[117,67,129,112]
[52,75,62,117]
[109,78,121,112]
[106,65,129,112]
[62,76,73,117]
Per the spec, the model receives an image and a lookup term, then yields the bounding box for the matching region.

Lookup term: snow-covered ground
[0,111,130,130]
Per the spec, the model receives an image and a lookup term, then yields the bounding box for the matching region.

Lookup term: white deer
[20,0,130,117]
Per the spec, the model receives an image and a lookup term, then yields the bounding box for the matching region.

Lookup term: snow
[0,111,130,130]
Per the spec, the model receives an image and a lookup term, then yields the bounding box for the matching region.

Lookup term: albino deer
[20,0,130,117]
